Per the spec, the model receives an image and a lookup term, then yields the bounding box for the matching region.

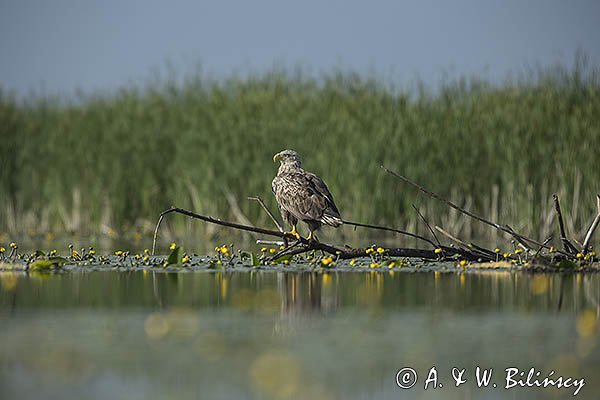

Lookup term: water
[1,270,599,399]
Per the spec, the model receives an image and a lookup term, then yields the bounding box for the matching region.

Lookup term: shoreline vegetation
[1,58,599,251]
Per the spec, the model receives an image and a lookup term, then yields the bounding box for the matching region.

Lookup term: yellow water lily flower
[321,257,334,266]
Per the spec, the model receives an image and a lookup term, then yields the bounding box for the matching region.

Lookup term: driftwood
[152,206,469,260]
[582,194,600,254]
[152,170,598,265]
[553,194,578,254]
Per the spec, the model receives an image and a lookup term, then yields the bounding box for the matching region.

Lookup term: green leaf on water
[556,259,577,269]
[272,254,292,264]
[166,246,183,267]
[29,256,67,271]
[240,251,260,267]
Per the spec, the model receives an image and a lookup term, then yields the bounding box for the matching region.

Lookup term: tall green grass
[1,61,599,247]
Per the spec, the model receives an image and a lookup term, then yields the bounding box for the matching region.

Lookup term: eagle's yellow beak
[273,153,281,162]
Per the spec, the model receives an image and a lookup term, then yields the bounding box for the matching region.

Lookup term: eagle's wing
[304,171,341,217]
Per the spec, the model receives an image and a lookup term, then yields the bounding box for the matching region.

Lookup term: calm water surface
[1,270,599,400]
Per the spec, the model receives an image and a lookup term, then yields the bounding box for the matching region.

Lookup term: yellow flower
[321,257,334,266]
[182,255,190,264]
[49,249,57,256]
[169,242,177,250]
[143,255,149,262]
[269,248,277,254]
[494,248,501,253]
[515,249,523,254]
[365,248,374,254]
[590,251,597,257]
[349,259,356,266]
[503,253,511,259]
[89,248,96,255]
[115,250,123,256]
[576,253,583,259]
[134,254,141,260]
[282,259,290,265]
[434,248,442,254]
[220,247,230,255]
[459,260,468,267]
[260,247,267,252]
[549,246,556,253]
[144,248,150,255]
[369,262,379,268]
[0,247,5,253]
[10,242,17,248]
[388,262,396,269]
[376,247,385,254]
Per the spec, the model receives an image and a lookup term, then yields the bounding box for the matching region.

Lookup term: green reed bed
[0,63,599,247]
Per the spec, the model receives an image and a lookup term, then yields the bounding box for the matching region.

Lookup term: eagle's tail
[321,214,343,227]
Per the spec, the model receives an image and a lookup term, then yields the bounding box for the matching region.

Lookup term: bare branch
[248,196,284,232]
[412,204,441,246]
[533,235,553,259]
[151,206,476,261]
[434,226,495,261]
[582,194,600,254]
[342,219,437,248]
[553,194,578,254]
[381,166,569,256]
[152,207,286,255]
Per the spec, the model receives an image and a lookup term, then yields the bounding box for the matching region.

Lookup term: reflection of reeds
[0,61,599,247]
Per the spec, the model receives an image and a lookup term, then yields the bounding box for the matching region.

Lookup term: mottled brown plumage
[272,150,342,240]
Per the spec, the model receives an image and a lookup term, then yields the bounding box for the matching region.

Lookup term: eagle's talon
[284,232,301,240]
[290,225,301,240]
[284,225,302,241]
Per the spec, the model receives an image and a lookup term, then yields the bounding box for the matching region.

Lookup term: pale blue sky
[1,0,599,97]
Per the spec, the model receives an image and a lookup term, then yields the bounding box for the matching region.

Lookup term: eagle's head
[273,149,302,168]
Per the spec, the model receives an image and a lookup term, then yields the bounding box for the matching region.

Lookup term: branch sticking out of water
[248,196,284,232]
[381,166,569,257]
[553,194,578,254]
[582,194,600,254]
[151,206,481,261]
